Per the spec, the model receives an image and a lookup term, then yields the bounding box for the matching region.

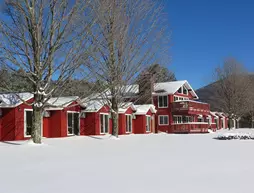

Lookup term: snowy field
[1,129,254,193]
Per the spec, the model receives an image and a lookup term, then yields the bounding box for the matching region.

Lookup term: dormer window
[158,95,168,108]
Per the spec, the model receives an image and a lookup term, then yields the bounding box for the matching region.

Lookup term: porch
[171,122,210,133]
[172,100,210,115]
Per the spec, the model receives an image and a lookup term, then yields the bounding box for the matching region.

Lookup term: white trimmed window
[173,115,183,124]
[174,96,179,102]
[126,115,132,133]
[159,115,169,125]
[158,95,168,108]
[183,86,188,95]
[146,116,151,132]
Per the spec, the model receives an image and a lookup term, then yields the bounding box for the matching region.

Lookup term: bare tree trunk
[31,106,42,144]
[111,96,119,137]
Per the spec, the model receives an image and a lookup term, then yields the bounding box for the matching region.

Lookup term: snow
[81,99,109,112]
[46,96,79,108]
[0,92,33,107]
[1,129,254,193]
[153,80,198,98]
[135,104,156,115]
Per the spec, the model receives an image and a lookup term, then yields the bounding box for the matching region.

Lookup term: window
[159,115,169,125]
[158,95,168,108]
[179,97,183,101]
[146,116,151,132]
[177,87,183,93]
[126,115,132,133]
[173,115,183,124]
[68,112,80,135]
[25,110,33,136]
[183,86,188,95]
[174,96,179,102]
[183,116,193,123]
[100,114,109,134]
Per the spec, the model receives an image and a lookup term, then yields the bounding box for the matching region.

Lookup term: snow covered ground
[1,129,254,193]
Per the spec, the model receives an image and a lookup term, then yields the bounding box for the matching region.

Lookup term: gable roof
[118,102,136,114]
[0,92,33,108]
[153,80,198,99]
[135,104,156,115]
[81,100,108,113]
[46,96,79,109]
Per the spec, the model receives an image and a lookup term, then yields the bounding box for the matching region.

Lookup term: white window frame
[24,109,43,138]
[158,95,168,108]
[173,115,183,124]
[177,86,183,94]
[158,115,169,125]
[67,111,80,136]
[183,86,188,95]
[100,113,110,134]
[146,115,151,132]
[125,114,132,133]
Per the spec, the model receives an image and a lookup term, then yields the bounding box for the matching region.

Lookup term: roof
[153,80,199,99]
[0,92,33,108]
[81,100,108,112]
[46,96,79,108]
[135,104,156,115]
[210,111,219,118]
[118,102,136,114]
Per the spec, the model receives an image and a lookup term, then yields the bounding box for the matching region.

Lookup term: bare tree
[214,58,253,129]
[86,0,169,137]
[0,0,94,143]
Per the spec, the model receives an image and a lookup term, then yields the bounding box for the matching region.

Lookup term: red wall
[43,102,82,138]
[0,99,33,141]
[80,105,112,136]
[118,107,135,135]
[133,110,153,134]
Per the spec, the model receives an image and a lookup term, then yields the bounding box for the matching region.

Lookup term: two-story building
[152,81,212,133]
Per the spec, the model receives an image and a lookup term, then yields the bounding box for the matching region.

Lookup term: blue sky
[164,0,254,89]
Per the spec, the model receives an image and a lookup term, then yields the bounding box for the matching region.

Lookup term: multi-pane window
[159,115,169,125]
[126,115,132,133]
[183,116,193,123]
[174,96,179,102]
[173,116,183,124]
[158,95,168,108]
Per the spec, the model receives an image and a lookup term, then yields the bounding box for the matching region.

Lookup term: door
[146,116,151,132]
[126,115,132,133]
[25,110,33,136]
[67,112,80,135]
[100,114,109,134]
[74,113,79,135]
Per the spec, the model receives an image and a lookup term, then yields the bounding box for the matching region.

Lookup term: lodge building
[0,80,228,141]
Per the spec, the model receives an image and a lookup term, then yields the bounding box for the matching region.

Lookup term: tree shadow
[0,141,23,145]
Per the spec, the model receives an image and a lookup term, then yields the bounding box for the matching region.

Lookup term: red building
[0,93,82,141]
[80,100,112,135]
[43,96,81,138]
[133,105,156,134]
[153,81,212,133]
[118,103,137,135]
[0,93,33,141]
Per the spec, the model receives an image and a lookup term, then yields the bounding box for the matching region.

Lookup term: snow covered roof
[46,96,79,108]
[153,80,198,99]
[134,104,156,115]
[118,102,136,114]
[210,112,219,118]
[0,92,33,108]
[81,100,108,112]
